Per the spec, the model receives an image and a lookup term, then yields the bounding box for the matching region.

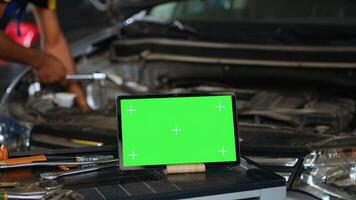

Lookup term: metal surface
[247,156,298,167]
[287,190,318,200]
[187,186,286,200]
[294,150,356,200]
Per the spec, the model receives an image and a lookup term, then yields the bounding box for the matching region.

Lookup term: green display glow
[120,95,237,167]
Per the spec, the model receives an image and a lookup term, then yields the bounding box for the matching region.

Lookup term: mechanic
[0,0,89,110]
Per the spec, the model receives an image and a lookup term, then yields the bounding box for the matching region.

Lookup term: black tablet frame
[116,93,240,170]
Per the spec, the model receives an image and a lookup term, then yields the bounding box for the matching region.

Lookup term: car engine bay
[2,36,356,199]
[5,38,356,149]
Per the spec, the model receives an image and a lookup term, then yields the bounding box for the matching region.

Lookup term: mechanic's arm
[33,7,89,111]
[0,31,66,84]
[0,3,6,18]
[0,31,41,65]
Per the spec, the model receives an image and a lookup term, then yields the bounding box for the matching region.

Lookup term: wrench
[1,180,63,199]
[3,190,72,200]
[0,159,118,169]
[4,193,43,200]
[40,163,118,180]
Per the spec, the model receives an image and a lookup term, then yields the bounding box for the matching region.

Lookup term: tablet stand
[164,164,206,174]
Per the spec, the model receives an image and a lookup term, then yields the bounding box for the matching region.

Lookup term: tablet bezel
[116,93,240,170]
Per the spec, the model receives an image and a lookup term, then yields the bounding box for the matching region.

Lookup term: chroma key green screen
[119,95,238,167]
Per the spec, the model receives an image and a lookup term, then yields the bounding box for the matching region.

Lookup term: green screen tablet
[116,93,240,169]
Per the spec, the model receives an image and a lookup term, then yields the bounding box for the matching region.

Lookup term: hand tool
[1,180,63,197]
[1,145,47,166]
[40,162,118,180]
[66,73,107,108]
[0,159,118,169]
[0,155,47,165]
[0,145,8,160]
[52,155,114,171]
[2,190,84,200]
[78,155,114,162]
[45,155,114,162]
[1,192,43,200]
[0,181,65,200]
[65,73,106,80]
[0,182,18,188]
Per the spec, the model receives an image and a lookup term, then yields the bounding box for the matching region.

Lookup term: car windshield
[148,0,356,24]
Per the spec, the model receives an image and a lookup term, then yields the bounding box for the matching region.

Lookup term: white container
[54,92,76,108]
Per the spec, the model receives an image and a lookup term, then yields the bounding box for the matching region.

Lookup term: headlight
[293,149,356,200]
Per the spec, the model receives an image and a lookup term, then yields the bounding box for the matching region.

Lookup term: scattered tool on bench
[0,180,63,199]
[0,159,118,169]
[0,155,47,165]
[0,145,8,160]
[0,145,47,166]
[0,182,18,188]
[0,179,83,199]
[1,189,83,200]
[40,162,118,180]
[1,145,118,169]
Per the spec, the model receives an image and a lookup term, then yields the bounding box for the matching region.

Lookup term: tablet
[116,93,240,170]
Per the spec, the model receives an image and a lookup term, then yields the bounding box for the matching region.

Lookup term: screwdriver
[0,182,18,188]
[65,73,106,80]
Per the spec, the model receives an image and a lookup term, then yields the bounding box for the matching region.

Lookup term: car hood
[112,0,177,8]
[83,0,179,19]
[108,0,181,17]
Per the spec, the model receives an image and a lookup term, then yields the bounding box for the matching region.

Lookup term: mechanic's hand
[33,53,66,84]
[32,53,90,111]
[68,82,90,111]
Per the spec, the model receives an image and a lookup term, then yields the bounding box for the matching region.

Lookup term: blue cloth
[0,114,30,148]
[0,0,29,35]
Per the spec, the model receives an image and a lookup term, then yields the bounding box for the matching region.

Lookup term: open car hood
[112,0,177,8]
[93,0,179,17]
[89,0,178,12]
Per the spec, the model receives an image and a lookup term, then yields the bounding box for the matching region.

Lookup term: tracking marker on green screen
[119,94,239,168]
